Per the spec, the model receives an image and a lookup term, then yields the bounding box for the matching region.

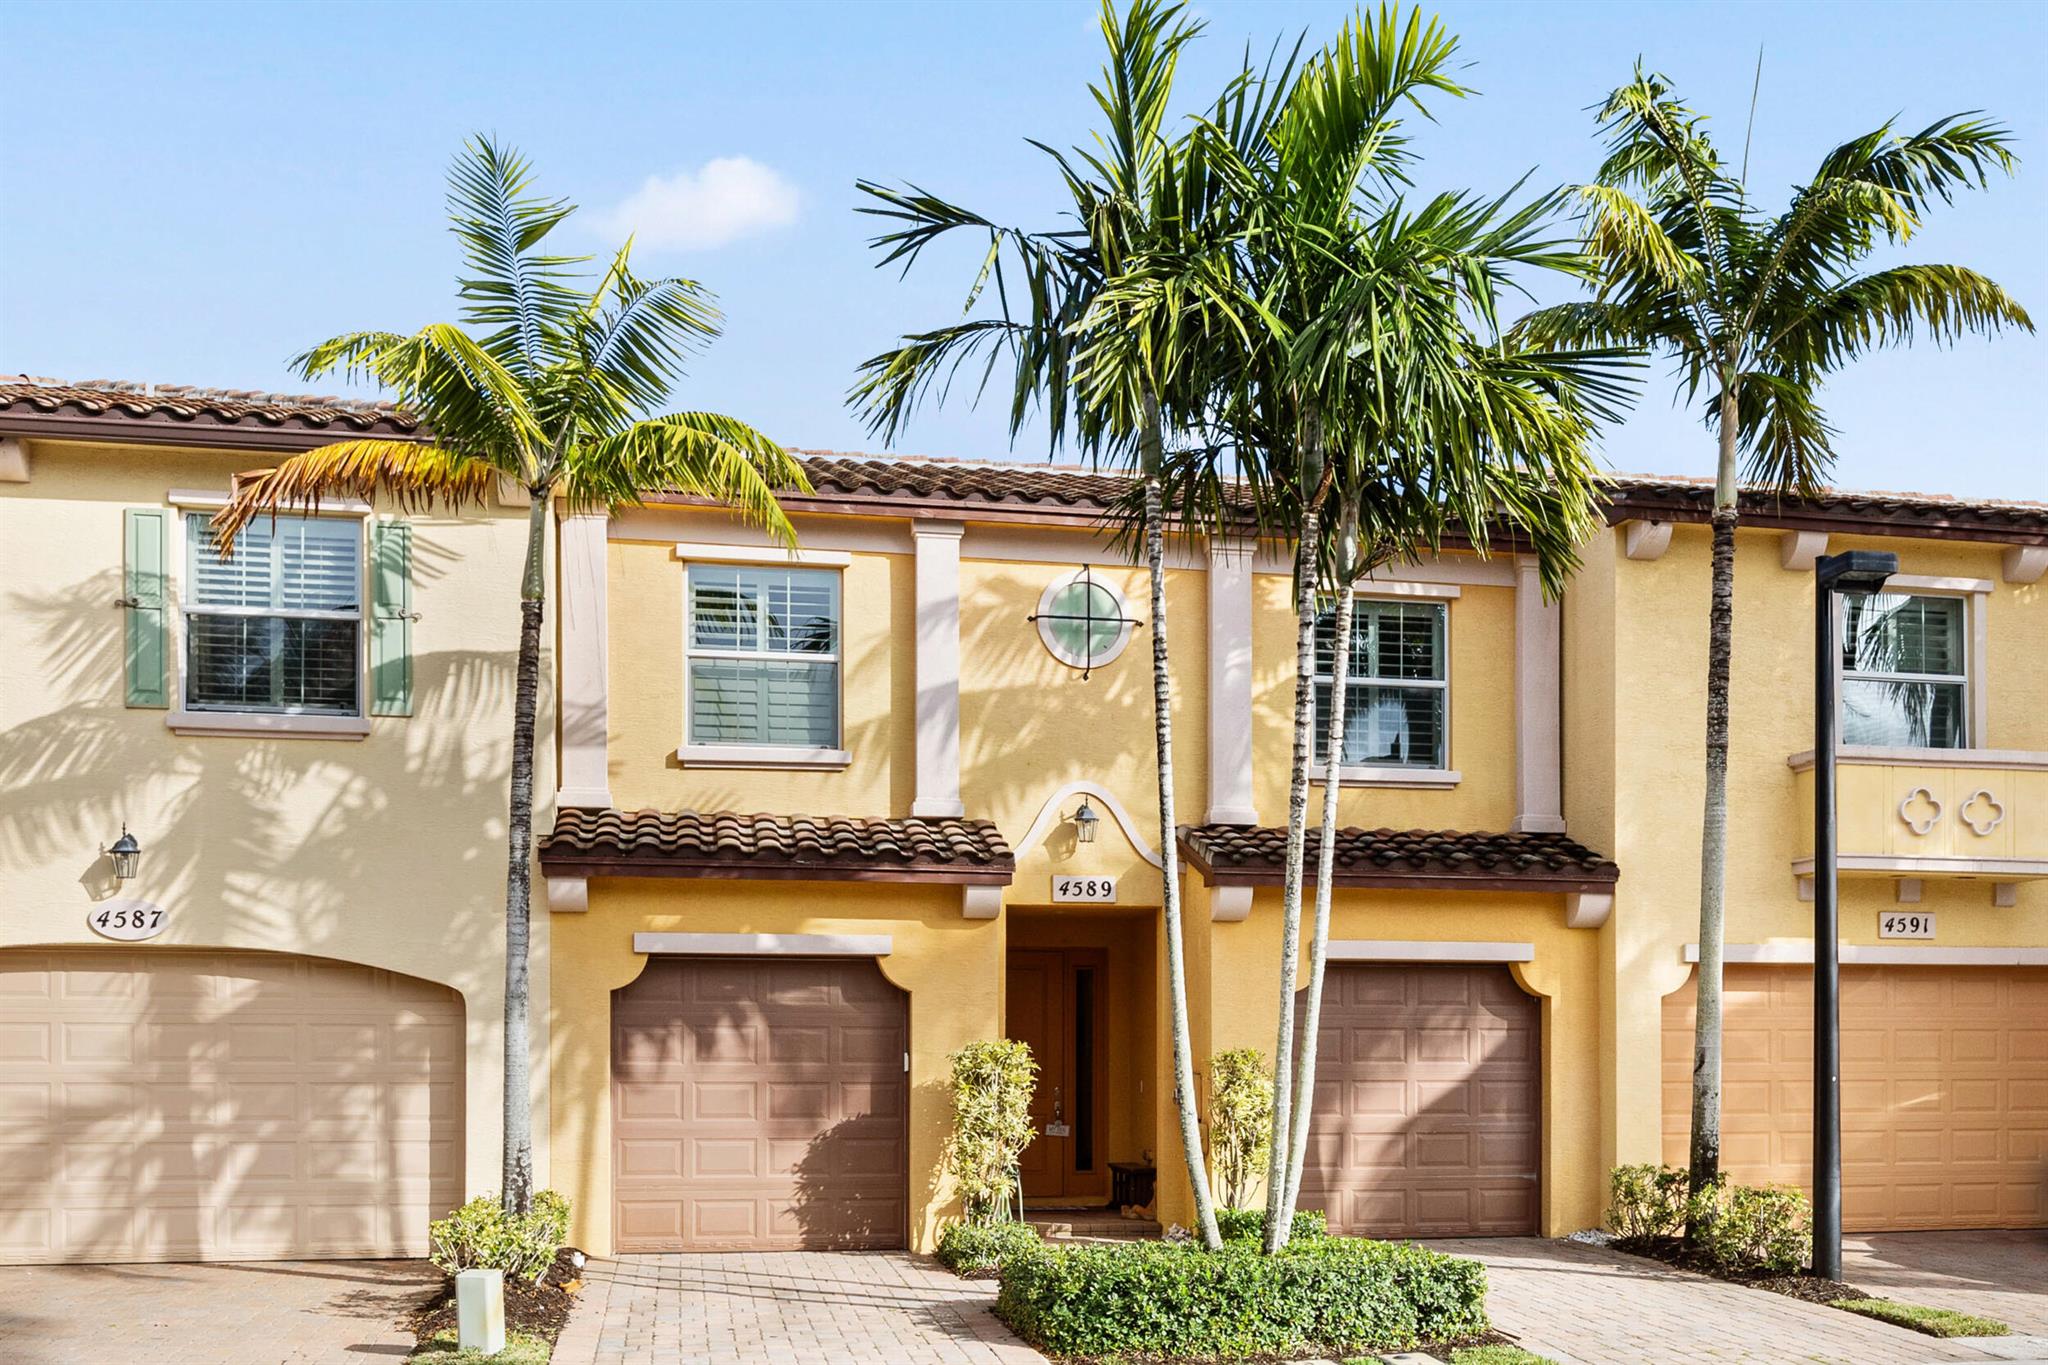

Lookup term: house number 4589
[1053,876,1117,903]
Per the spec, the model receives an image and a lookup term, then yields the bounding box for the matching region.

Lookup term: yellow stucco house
[2,377,2042,1269]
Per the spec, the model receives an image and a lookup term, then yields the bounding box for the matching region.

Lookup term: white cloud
[593,157,800,251]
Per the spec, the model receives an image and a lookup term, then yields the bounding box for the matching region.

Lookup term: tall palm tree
[850,0,1235,1249]
[1518,71,2031,1200]
[215,139,804,1213]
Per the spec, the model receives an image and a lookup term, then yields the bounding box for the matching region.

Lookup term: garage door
[1663,965,2048,1230]
[1300,962,1540,1238]
[0,949,464,1265]
[611,957,907,1252]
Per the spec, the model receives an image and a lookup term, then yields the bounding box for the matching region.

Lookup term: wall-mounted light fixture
[1071,799,1100,845]
[103,824,142,881]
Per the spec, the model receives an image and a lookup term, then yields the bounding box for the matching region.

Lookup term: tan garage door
[1300,962,1540,1238]
[612,957,908,1252]
[1663,965,2048,1230]
[0,949,464,1265]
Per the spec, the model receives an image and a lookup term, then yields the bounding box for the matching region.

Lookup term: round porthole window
[1035,567,1135,674]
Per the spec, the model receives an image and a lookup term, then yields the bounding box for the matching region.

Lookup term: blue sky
[4,0,2042,498]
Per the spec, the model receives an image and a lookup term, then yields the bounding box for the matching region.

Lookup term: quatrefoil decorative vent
[1897,786,1943,836]
[1959,789,2006,837]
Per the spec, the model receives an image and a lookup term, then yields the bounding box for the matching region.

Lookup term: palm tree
[850,0,1234,1250]
[1518,70,2031,1200]
[215,138,804,1213]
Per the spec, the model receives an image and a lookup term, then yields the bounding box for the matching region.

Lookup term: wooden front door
[1006,948,1109,1203]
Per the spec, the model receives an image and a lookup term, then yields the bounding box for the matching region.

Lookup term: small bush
[428,1191,571,1286]
[1214,1206,1327,1245]
[935,1220,1041,1277]
[1835,1299,2008,1338]
[996,1235,1488,1359]
[1690,1182,1810,1274]
[1606,1164,1693,1241]
[946,1040,1038,1224]
[1208,1048,1274,1209]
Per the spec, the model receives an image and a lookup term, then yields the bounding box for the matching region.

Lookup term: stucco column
[911,523,966,819]
[1206,541,1257,825]
[1513,555,1565,834]
[557,510,613,808]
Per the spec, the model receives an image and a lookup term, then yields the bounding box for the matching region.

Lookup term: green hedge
[935,1220,1042,1276]
[1213,1206,1327,1245]
[996,1235,1488,1359]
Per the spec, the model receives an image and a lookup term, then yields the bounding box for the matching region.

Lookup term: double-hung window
[1840,591,1967,748]
[686,565,841,749]
[1313,597,1448,768]
[185,513,362,715]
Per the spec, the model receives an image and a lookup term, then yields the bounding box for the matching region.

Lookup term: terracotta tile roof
[539,807,1014,884]
[1604,472,2046,544]
[1179,823,1620,892]
[0,375,422,449]
[790,450,1134,512]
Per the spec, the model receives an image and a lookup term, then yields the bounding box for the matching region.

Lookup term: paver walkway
[551,1250,1046,1364]
[1427,1237,2022,1365]
[1844,1231,2048,1339]
[0,1258,438,1365]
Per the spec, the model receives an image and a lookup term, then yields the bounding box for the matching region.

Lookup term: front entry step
[1025,1209,1161,1243]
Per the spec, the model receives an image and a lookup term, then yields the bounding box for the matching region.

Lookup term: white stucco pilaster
[911,522,966,819]
[557,510,613,809]
[1514,555,1565,834]
[1206,540,1257,825]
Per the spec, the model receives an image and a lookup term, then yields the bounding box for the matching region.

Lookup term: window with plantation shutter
[1313,598,1448,769]
[1840,591,1968,748]
[685,564,840,748]
[185,513,362,715]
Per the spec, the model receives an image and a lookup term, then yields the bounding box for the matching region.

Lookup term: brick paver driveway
[1429,1237,2026,1365]
[0,1258,438,1365]
[1844,1231,2048,1338]
[552,1251,1045,1364]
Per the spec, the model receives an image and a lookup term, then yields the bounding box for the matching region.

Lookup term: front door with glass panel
[1006,948,1108,1203]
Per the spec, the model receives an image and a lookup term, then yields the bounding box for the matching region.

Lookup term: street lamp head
[1816,550,1898,594]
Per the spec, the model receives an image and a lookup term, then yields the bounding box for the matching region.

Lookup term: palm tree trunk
[1141,401,1223,1250]
[1263,502,1322,1253]
[501,493,547,1215]
[1278,505,1360,1237]
[1689,388,1741,1206]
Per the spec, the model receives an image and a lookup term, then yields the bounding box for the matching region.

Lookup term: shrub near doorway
[995,1232,1488,1360]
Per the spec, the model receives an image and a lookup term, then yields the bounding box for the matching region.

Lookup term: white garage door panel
[0,949,464,1264]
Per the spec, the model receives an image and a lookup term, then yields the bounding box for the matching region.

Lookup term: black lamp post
[1811,549,1895,1280]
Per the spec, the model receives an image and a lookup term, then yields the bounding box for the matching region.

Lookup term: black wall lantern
[1071,799,1101,844]
[104,824,142,881]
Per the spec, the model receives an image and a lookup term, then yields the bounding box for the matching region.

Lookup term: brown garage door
[1663,965,2048,1230]
[612,957,908,1252]
[1300,962,1540,1238]
[0,949,464,1265]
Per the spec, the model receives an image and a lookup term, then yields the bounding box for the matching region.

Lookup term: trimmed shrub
[1208,1048,1274,1209]
[1606,1163,1693,1241]
[946,1040,1038,1224]
[996,1235,1488,1359]
[1691,1181,1811,1274]
[935,1220,1042,1277]
[428,1191,571,1286]
[1214,1206,1327,1245]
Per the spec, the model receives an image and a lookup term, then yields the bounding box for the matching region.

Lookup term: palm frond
[572,413,807,548]
[1764,262,2034,372]
[447,137,587,376]
[211,440,496,548]
[293,324,545,468]
[564,240,724,439]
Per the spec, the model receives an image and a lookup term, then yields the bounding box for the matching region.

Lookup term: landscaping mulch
[1610,1235,1871,1304]
[1410,1327,1531,1361]
[406,1247,585,1351]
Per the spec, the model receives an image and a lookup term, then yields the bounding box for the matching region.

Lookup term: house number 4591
[1053,876,1117,903]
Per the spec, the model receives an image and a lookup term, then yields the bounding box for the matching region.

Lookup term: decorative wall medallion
[1897,786,1943,836]
[1959,788,2007,837]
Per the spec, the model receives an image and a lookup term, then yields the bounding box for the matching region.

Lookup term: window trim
[1835,581,1982,751]
[163,495,374,740]
[1312,590,1454,783]
[678,558,848,767]
[1035,567,1135,671]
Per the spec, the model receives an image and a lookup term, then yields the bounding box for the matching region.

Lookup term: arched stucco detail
[1011,779,1164,869]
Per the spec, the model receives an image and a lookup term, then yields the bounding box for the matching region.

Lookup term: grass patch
[1834,1299,2009,1338]
[410,1329,553,1363]
[1448,1348,1560,1365]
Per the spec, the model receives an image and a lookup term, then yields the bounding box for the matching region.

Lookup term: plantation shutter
[123,508,169,708]
[369,521,413,716]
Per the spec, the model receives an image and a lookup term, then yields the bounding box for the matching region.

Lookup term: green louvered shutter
[369,521,414,716]
[123,508,169,708]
